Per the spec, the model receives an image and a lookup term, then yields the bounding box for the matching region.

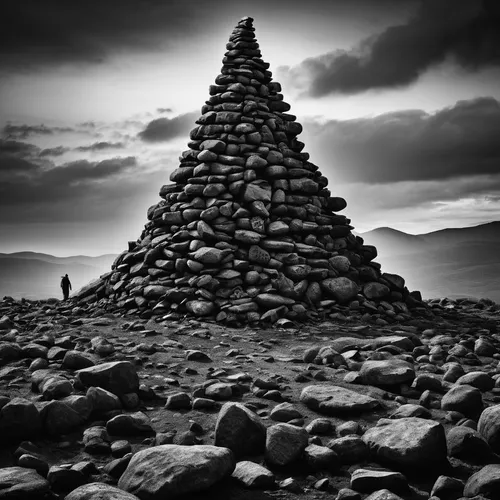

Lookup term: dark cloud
[39,146,70,157]
[0,139,38,156]
[0,0,229,72]
[0,142,137,206]
[138,111,198,143]
[75,141,124,152]
[157,108,173,114]
[302,96,500,183]
[3,123,74,139]
[281,0,500,96]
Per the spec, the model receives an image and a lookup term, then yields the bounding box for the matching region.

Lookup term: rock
[303,444,339,470]
[350,468,408,494]
[447,426,491,461]
[363,282,390,300]
[231,461,275,488]
[362,417,447,469]
[430,475,464,499]
[265,423,308,467]
[0,397,42,443]
[118,445,235,498]
[40,400,84,435]
[389,404,431,419]
[62,351,95,370]
[441,384,483,418]
[47,465,86,492]
[186,300,215,317]
[270,402,303,422]
[40,376,73,400]
[165,391,192,409]
[66,483,140,500]
[305,418,333,435]
[464,464,500,498]
[300,385,379,415]
[478,404,500,452]
[327,436,369,464]
[0,467,49,498]
[359,360,415,386]
[76,361,139,396]
[214,402,266,458]
[364,490,405,500]
[87,386,122,412]
[106,412,154,435]
[205,382,233,400]
[83,426,110,454]
[321,278,359,303]
[456,372,494,391]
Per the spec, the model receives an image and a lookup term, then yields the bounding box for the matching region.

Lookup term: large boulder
[441,384,483,419]
[300,385,379,415]
[66,483,140,500]
[0,467,49,498]
[76,361,139,396]
[265,423,308,467]
[362,417,447,470]
[214,402,266,458]
[0,397,42,443]
[478,404,500,452]
[464,464,500,498]
[321,278,359,303]
[118,445,235,498]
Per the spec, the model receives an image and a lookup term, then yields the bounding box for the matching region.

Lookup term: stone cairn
[75,17,424,325]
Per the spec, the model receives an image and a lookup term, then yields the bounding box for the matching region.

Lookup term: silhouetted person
[61,274,72,300]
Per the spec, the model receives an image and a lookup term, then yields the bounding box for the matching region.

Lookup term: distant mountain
[0,253,117,300]
[360,221,500,301]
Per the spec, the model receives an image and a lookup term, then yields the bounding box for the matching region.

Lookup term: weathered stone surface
[362,417,447,469]
[441,384,483,418]
[0,467,49,499]
[350,468,408,494]
[76,361,139,396]
[231,461,275,489]
[360,360,415,386]
[66,483,140,500]
[118,445,235,498]
[0,397,42,443]
[214,402,266,458]
[478,404,500,452]
[321,278,359,303]
[300,385,379,415]
[464,464,500,498]
[265,423,308,467]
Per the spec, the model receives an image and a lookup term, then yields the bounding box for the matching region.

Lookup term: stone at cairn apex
[73,16,422,325]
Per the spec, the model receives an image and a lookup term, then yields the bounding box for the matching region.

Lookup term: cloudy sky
[1,0,499,256]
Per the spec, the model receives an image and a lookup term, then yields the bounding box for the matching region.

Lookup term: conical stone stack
[75,17,424,325]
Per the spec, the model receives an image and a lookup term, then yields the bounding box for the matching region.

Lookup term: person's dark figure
[61,274,72,300]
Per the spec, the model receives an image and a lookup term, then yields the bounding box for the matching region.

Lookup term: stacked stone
[76,17,423,324]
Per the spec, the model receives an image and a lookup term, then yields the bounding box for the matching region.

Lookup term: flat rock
[300,385,379,415]
[231,461,275,489]
[350,468,408,494]
[362,417,447,469]
[118,444,235,498]
[360,360,415,386]
[0,466,49,499]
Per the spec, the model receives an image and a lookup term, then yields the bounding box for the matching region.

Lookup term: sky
[1,0,499,256]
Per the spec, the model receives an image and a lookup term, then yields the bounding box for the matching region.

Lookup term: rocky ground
[1,296,500,499]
